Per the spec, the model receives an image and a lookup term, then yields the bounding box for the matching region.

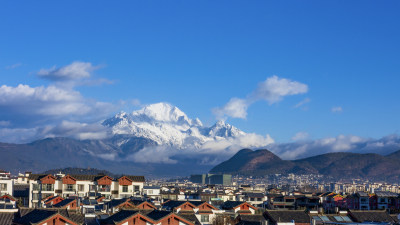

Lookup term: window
[65,184,75,192]
[0,183,7,190]
[134,186,140,192]
[43,184,54,191]
[122,185,128,193]
[148,190,153,195]
[78,184,84,192]
[201,215,210,222]
[32,193,39,200]
[89,185,96,192]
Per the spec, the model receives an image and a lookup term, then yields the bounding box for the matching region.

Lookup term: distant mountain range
[1,102,399,179]
[0,103,264,177]
[210,149,400,182]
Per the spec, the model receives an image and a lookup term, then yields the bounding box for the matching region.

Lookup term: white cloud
[5,63,22,70]
[214,75,308,119]
[294,98,311,108]
[291,132,309,141]
[0,121,11,127]
[0,84,113,118]
[253,75,308,104]
[268,134,400,160]
[213,98,248,119]
[127,146,179,164]
[37,61,97,81]
[331,106,343,113]
[46,121,109,140]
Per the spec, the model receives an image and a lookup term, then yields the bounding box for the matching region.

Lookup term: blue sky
[0,1,400,146]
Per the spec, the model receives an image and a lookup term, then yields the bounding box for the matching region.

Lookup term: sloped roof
[178,213,201,225]
[53,198,75,208]
[124,175,145,182]
[264,210,310,223]
[237,214,266,225]
[349,210,397,223]
[146,210,172,221]
[0,212,16,225]
[245,193,265,198]
[99,210,141,224]
[13,209,73,225]
[107,198,131,208]
[162,200,194,209]
[221,201,247,209]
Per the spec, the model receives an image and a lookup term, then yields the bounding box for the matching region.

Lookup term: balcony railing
[98,187,111,192]
[64,188,76,192]
[42,187,54,192]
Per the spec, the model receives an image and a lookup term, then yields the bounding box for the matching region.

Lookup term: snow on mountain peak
[104,102,265,149]
[131,102,192,125]
[208,120,245,138]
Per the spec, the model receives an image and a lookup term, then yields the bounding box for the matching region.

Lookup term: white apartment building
[0,170,13,196]
[28,173,145,208]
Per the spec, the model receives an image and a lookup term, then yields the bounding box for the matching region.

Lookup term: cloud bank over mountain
[0,62,399,164]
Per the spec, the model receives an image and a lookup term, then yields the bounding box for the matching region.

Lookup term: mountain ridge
[210,148,400,181]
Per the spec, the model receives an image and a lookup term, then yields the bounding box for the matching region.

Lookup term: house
[0,176,13,196]
[28,173,145,208]
[264,210,310,225]
[268,195,296,210]
[221,201,258,214]
[143,186,161,201]
[242,193,266,207]
[0,194,17,210]
[295,196,320,210]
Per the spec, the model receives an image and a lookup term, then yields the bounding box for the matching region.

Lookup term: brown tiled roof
[28,173,145,182]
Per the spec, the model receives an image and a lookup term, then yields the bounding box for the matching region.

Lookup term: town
[1,169,400,225]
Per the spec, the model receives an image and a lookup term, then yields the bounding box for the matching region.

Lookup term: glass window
[33,184,40,191]
[201,215,210,222]
[134,186,140,192]
[78,184,84,192]
[122,185,128,193]
[32,193,39,200]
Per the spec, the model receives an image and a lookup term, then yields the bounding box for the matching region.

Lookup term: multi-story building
[28,173,145,208]
[0,171,13,196]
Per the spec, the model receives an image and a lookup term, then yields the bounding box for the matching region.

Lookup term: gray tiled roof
[0,212,16,225]
[349,210,397,223]
[221,201,246,209]
[264,210,310,223]
[178,213,201,225]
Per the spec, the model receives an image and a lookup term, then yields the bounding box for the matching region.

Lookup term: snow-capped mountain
[102,102,246,148]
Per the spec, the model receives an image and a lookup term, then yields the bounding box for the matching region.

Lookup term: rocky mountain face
[210,149,400,181]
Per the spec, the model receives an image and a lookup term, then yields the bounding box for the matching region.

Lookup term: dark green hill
[210,149,400,181]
